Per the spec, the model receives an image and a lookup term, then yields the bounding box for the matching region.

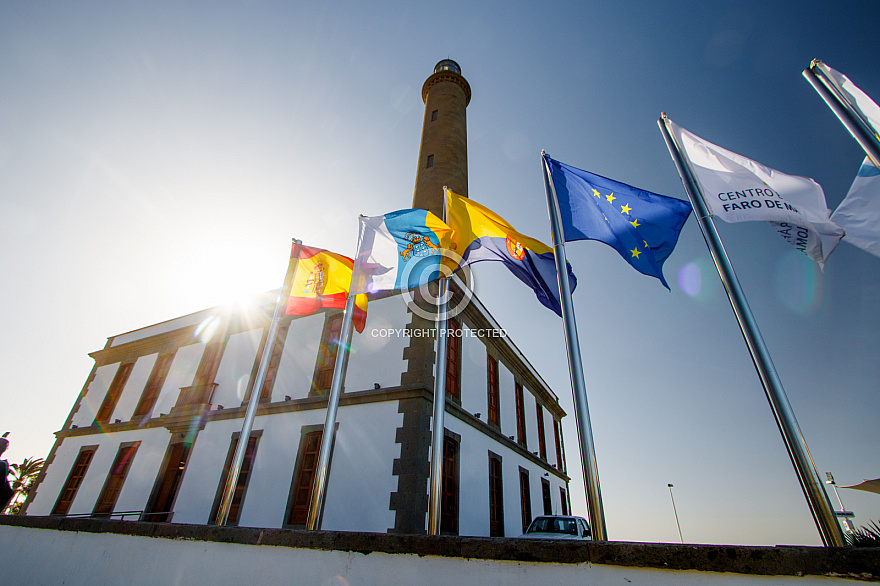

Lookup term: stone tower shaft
[412,60,471,219]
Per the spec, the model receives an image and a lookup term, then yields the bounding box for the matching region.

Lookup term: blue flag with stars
[544,154,692,289]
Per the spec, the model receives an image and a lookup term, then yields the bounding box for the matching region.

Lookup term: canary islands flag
[446,190,576,316]
[352,208,454,295]
[543,154,692,288]
[286,244,368,333]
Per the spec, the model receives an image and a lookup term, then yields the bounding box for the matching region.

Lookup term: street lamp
[668,483,683,544]
[825,472,856,535]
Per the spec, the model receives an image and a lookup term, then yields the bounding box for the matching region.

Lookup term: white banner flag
[818,62,880,137]
[832,157,880,258]
[667,118,843,266]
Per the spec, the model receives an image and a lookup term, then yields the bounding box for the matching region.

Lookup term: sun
[165,234,281,313]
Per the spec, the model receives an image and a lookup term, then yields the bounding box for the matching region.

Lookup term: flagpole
[804,60,880,168]
[306,233,363,531]
[541,152,608,541]
[427,187,451,535]
[215,238,302,526]
[659,114,845,547]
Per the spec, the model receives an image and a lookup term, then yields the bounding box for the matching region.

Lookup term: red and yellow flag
[285,244,368,333]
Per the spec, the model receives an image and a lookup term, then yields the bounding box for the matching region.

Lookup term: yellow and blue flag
[352,208,454,295]
[543,154,692,288]
[446,190,576,316]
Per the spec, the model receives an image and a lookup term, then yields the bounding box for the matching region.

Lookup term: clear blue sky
[1,0,878,546]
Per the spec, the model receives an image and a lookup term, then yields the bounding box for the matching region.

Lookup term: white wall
[27,428,172,516]
[110,308,214,347]
[321,401,402,532]
[344,295,409,392]
[110,354,158,422]
[171,417,242,525]
[150,342,204,417]
[233,410,328,529]
[210,328,263,408]
[172,401,402,532]
[70,363,119,428]
[443,412,568,537]
[0,524,849,586]
[270,314,322,401]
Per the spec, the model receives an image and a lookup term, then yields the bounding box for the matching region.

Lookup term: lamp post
[825,473,856,536]
[668,483,683,544]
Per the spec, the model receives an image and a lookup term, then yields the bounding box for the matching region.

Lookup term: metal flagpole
[427,187,451,535]
[215,238,302,526]
[804,60,880,168]
[541,152,608,541]
[306,224,363,531]
[658,114,845,547]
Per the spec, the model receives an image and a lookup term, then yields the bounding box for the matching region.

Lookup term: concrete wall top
[2,515,877,581]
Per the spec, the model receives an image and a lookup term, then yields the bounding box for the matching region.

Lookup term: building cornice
[55,384,567,481]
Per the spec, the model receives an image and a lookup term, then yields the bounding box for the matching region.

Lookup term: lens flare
[195,315,221,343]
[677,259,719,301]
[678,262,701,297]
[773,251,821,314]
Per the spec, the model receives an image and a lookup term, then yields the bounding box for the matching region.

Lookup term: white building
[23,60,572,537]
[25,283,570,536]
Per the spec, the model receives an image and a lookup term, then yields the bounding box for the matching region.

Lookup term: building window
[445,318,461,399]
[312,313,343,395]
[93,443,139,517]
[144,442,191,522]
[51,446,97,515]
[560,487,569,516]
[95,362,134,424]
[431,109,438,122]
[541,478,552,515]
[440,434,459,535]
[133,353,174,418]
[193,341,223,391]
[515,382,526,447]
[487,355,499,427]
[488,453,504,537]
[210,432,261,525]
[536,401,547,460]
[178,337,227,407]
[426,154,434,168]
[256,318,292,402]
[287,429,323,527]
[559,422,567,474]
[553,419,563,471]
[519,467,532,533]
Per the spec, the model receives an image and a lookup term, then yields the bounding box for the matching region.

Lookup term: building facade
[25,286,570,535]
[23,60,572,537]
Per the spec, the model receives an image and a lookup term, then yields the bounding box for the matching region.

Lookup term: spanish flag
[285,244,368,333]
[446,190,576,316]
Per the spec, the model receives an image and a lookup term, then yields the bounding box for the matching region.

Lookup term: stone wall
[1,515,877,584]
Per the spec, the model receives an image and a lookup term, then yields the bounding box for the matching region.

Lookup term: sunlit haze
[1,1,879,546]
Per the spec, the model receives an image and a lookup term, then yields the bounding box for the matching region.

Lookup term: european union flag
[544,154,692,288]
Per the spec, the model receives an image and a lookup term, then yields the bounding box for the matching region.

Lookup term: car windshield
[526,517,579,535]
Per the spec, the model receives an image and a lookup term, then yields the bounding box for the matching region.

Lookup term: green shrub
[846,521,880,547]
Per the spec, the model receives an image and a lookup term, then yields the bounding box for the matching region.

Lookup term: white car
[519,515,592,540]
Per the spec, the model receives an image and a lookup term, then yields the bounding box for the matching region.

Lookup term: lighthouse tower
[412,59,471,217]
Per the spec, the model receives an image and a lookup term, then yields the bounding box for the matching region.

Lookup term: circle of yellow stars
[592,188,649,259]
